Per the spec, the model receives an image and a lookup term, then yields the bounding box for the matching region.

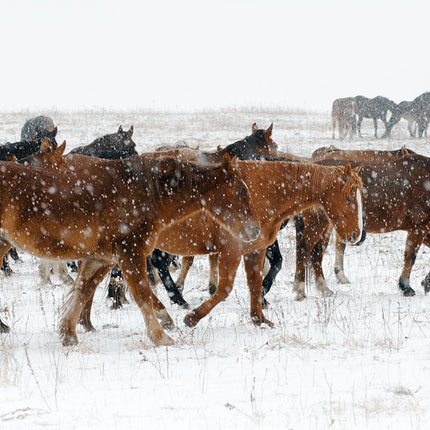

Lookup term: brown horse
[311,145,413,163]
[0,153,260,346]
[79,159,364,332]
[295,152,430,299]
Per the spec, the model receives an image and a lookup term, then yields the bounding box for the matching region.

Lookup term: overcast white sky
[0,0,429,111]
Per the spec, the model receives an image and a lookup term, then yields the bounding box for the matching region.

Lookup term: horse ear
[221,153,233,172]
[343,163,353,178]
[6,155,17,162]
[118,125,123,133]
[40,138,51,150]
[57,141,67,155]
[264,123,273,139]
[52,126,58,137]
[353,164,362,175]
[127,125,134,138]
[252,123,258,133]
[401,145,409,155]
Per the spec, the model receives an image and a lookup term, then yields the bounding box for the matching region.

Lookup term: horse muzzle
[239,223,261,243]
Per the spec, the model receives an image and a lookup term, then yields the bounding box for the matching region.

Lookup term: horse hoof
[152,332,174,346]
[155,310,175,330]
[421,274,430,294]
[261,297,270,309]
[295,294,306,301]
[62,335,78,347]
[0,321,10,333]
[402,288,416,297]
[208,284,217,296]
[251,314,274,328]
[184,311,199,327]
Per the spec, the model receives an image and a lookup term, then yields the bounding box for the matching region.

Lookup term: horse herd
[0,114,429,349]
[331,92,430,139]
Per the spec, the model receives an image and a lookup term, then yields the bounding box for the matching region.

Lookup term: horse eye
[347,197,354,203]
[236,189,245,196]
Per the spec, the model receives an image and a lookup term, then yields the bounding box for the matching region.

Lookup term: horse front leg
[60,259,113,346]
[0,240,12,332]
[399,231,423,296]
[310,234,333,297]
[334,237,350,284]
[244,250,274,327]
[118,250,174,346]
[293,212,332,300]
[184,251,241,327]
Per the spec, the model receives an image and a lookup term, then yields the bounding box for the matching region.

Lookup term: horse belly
[155,216,228,255]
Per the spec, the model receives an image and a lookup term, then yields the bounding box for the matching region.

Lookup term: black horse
[354,95,397,138]
[69,125,137,159]
[21,116,57,141]
[0,128,58,160]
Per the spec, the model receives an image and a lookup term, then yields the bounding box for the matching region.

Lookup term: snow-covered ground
[0,108,429,429]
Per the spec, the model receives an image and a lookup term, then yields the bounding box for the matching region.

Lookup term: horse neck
[240,161,337,222]
[137,158,223,225]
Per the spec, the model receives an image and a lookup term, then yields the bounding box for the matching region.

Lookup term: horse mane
[288,162,361,201]
[123,156,222,202]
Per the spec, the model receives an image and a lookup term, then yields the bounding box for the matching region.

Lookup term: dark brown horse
[295,152,430,299]
[68,125,137,159]
[79,158,364,333]
[0,153,260,346]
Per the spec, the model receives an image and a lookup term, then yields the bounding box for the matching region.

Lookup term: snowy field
[0,108,430,429]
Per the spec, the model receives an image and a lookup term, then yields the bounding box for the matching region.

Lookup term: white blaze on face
[355,188,363,243]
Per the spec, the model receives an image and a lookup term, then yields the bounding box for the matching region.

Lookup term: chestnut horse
[79,159,364,332]
[106,124,280,308]
[0,153,260,346]
[295,152,430,299]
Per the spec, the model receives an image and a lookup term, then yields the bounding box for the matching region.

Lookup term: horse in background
[331,97,356,139]
[68,125,137,159]
[21,116,57,141]
[0,127,58,160]
[354,95,397,138]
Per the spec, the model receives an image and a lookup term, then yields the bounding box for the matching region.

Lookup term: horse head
[223,123,277,161]
[20,139,67,171]
[323,163,364,245]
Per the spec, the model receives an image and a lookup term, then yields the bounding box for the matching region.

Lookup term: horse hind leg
[60,259,113,346]
[398,232,422,296]
[0,241,12,332]
[175,256,194,293]
[54,261,74,285]
[118,251,174,346]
